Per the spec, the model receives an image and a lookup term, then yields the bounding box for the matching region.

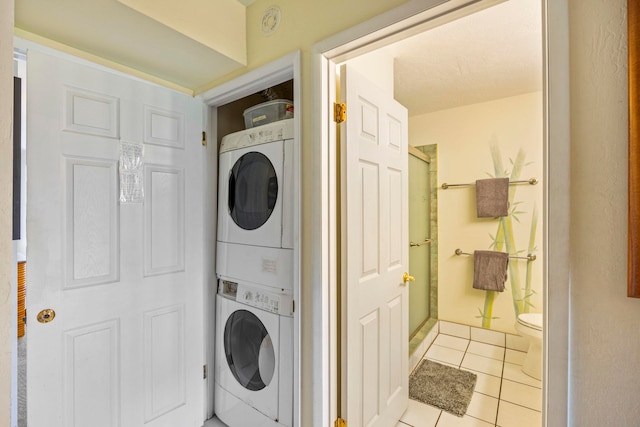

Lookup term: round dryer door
[228,152,278,230]
[223,309,276,391]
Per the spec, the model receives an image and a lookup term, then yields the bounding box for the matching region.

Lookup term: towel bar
[441,177,538,190]
[455,248,536,261]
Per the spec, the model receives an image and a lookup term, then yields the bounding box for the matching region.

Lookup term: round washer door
[223,309,276,391]
[228,152,278,230]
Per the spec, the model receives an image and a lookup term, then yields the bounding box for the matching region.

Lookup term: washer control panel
[238,288,280,313]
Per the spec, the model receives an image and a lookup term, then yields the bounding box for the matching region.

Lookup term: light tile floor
[398,333,542,427]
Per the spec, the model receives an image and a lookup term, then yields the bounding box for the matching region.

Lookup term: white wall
[569,0,640,423]
[1,1,15,426]
[410,92,544,333]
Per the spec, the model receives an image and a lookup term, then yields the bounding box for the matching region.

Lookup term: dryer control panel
[219,118,294,153]
[219,280,293,316]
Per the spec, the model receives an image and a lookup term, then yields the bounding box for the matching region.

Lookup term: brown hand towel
[473,250,509,292]
[476,177,509,217]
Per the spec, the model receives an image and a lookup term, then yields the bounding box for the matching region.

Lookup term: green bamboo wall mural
[524,204,538,313]
[478,140,538,328]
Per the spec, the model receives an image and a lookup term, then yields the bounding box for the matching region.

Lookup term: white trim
[306,47,334,427]
[203,104,216,421]
[542,0,570,425]
[314,0,504,63]
[312,0,570,425]
[198,51,300,106]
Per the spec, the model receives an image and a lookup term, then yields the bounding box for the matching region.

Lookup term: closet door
[26,48,205,427]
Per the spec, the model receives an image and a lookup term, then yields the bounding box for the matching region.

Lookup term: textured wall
[0,1,15,426]
[569,0,640,423]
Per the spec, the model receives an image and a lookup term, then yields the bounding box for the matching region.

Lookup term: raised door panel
[386,296,403,401]
[360,310,380,427]
[144,106,184,149]
[64,86,119,139]
[63,320,120,427]
[360,162,380,280]
[387,169,402,269]
[144,166,185,277]
[64,158,119,288]
[144,305,186,422]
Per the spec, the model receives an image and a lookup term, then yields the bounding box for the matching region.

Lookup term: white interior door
[340,64,409,427]
[25,48,205,427]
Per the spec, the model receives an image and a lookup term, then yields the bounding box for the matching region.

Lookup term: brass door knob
[37,309,55,324]
[403,272,415,284]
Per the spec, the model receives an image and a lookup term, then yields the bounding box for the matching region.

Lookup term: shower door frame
[408,146,434,339]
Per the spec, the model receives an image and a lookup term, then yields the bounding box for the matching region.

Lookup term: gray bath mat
[409,359,477,417]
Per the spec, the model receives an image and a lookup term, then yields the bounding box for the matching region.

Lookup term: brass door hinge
[203,365,208,379]
[334,417,346,427]
[202,131,207,146]
[334,102,346,123]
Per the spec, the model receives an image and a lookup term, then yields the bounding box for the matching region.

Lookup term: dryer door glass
[224,309,276,391]
[229,152,278,230]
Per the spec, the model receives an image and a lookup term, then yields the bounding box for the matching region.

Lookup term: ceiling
[14,0,248,91]
[391,0,542,116]
[14,0,541,112]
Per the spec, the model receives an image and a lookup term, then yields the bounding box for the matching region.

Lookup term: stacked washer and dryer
[214,113,295,427]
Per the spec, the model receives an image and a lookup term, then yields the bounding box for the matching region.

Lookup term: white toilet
[514,313,543,380]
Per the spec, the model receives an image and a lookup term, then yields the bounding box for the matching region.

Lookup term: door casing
[311,0,571,425]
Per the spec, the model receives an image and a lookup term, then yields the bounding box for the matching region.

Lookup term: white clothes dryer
[217,118,294,249]
[217,119,294,291]
[214,280,293,427]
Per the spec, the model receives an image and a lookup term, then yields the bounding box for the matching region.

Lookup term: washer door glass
[224,309,276,391]
[228,152,278,230]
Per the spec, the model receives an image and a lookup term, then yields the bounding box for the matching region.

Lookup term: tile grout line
[434,408,443,426]
[493,343,507,426]
[501,375,543,390]
[498,399,543,413]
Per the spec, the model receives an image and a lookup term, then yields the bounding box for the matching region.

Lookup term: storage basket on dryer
[243,99,293,128]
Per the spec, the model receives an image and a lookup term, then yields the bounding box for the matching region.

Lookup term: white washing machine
[214,280,294,427]
[217,118,294,291]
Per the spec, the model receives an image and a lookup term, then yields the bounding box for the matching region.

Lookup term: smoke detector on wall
[262,6,281,35]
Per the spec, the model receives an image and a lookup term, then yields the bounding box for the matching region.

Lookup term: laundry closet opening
[204,70,300,427]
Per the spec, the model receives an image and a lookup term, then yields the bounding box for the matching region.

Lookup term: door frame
[312,0,570,425]
[198,51,302,424]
